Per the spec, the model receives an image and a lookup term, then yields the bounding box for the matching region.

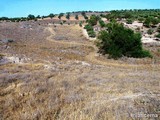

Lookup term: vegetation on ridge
[97,22,152,59]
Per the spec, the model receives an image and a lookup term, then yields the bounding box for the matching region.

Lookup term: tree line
[103,9,160,26]
[0,11,90,22]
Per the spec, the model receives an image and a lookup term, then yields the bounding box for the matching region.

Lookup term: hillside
[0,10,160,119]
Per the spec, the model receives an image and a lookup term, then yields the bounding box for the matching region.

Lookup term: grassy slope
[0,22,160,119]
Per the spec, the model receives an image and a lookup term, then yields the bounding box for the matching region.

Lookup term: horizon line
[1,8,160,18]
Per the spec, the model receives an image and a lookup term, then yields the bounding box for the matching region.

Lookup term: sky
[0,0,160,18]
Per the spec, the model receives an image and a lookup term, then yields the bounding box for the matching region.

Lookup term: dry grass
[0,22,160,120]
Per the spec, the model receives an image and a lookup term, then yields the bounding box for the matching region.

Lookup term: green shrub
[88,15,99,26]
[66,13,70,20]
[58,13,64,19]
[84,24,96,38]
[144,17,159,27]
[88,30,96,38]
[99,20,106,28]
[27,14,35,20]
[81,11,86,16]
[48,13,55,19]
[138,17,145,22]
[97,22,152,59]
[126,19,133,24]
[84,24,93,31]
[79,22,82,27]
[75,15,79,20]
[84,15,88,20]
[157,26,160,33]
[152,18,159,25]
[124,12,132,18]
[147,29,154,35]
[155,33,160,38]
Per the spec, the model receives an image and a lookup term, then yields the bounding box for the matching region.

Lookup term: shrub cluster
[81,12,88,20]
[105,9,160,23]
[87,15,99,26]
[99,20,106,27]
[84,24,96,38]
[144,17,160,27]
[97,22,152,59]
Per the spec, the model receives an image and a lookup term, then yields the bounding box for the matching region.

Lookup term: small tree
[81,12,88,19]
[99,20,105,28]
[97,22,152,59]
[66,13,70,20]
[58,13,64,19]
[81,11,86,16]
[75,15,79,20]
[84,15,88,20]
[88,15,99,26]
[27,14,35,20]
[48,13,55,19]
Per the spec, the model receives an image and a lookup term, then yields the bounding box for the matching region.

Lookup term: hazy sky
[0,0,160,17]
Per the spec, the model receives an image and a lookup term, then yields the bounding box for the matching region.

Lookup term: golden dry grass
[0,22,160,120]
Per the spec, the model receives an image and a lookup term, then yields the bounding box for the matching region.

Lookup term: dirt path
[46,26,157,69]
[46,27,94,47]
